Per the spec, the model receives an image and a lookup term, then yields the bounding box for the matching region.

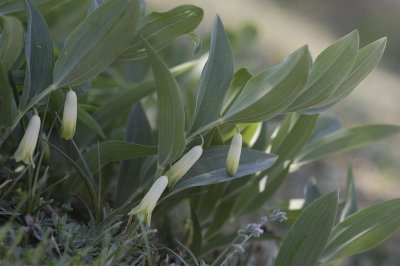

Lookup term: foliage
[0,0,399,265]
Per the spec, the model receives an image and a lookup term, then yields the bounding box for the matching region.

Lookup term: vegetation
[0,0,399,265]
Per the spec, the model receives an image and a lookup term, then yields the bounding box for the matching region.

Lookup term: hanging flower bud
[128,175,168,226]
[61,90,77,140]
[226,132,242,176]
[166,145,203,187]
[12,114,41,167]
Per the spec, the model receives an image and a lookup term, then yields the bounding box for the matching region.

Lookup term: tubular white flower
[226,132,242,176]
[166,145,203,187]
[12,114,41,167]
[61,90,77,140]
[128,175,168,225]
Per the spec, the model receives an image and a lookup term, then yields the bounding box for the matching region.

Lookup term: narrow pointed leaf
[77,105,105,139]
[190,16,233,133]
[79,141,157,174]
[167,146,277,197]
[144,41,186,169]
[119,5,203,59]
[288,31,359,111]
[340,166,357,221]
[0,16,23,71]
[53,0,140,87]
[275,191,338,266]
[224,46,309,123]
[0,65,13,127]
[297,125,400,163]
[20,0,54,108]
[321,199,400,262]
[309,38,386,112]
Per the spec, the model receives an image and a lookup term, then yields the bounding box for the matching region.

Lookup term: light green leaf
[144,41,186,170]
[288,30,359,111]
[119,5,203,59]
[321,198,400,262]
[20,0,54,108]
[339,166,357,222]
[309,37,386,112]
[0,16,23,71]
[53,0,140,87]
[167,146,277,198]
[275,191,338,266]
[224,46,310,123]
[297,125,400,163]
[80,141,157,174]
[190,16,233,133]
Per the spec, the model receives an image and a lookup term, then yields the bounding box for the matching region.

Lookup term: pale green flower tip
[167,145,203,187]
[226,132,242,176]
[61,90,77,140]
[128,175,168,226]
[12,114,41,167]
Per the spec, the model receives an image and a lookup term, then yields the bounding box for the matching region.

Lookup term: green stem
[0,84,58,147]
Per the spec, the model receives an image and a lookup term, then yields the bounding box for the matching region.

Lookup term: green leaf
[0,65,13,127]
[167,146,277,197]
[20,0,54,108]
[79,141,157,174]
[116,104,152,206]
[340,166,357,221]
[118,5,203,59]
[190,205,202,256]
[275,191,338,266]
[0,0,53,15]
[0,16,23,71]
[309,38,387,112]
[77,105,105,139]
[288,30,359,111]
[303,177,321,207]
[224,46,309,123]
[321,198,400,263]
[144,41,186,170]
[297,125,400,163]
[190,16,233,133]
[53,0,140,87]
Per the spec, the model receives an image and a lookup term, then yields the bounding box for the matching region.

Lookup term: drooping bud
[226,132,242,176]
[12,114,41,167]
[61,90,77,140]
[128,175,168,226]
[166,145,203,187]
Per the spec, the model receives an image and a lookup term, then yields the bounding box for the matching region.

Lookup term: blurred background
[149,0,400,265]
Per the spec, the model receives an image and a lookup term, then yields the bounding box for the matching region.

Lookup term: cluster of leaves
[1,0,400,265]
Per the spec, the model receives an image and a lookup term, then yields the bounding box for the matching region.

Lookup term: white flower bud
[12,114,41,167]
[128,175,168,225]
[61,90,77,140]
[166,145,203,187]
[226,132,242,176]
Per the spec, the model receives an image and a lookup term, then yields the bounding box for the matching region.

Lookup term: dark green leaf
[303,177,321,207]
[144,41,186,170]
[167,146,277,197]
[20,0,54,108]
[0,0,53,15]
[297,125,400,163]
[0,16,23,71]
[190,205,202,256]
[321,199,400,262]
[79,141,157,174]
[77,105,105,139]
[119,5,203,59]
[0,65,13,127]
[53,0,140,87]
[190,16,233,133]
[275,191,338,266]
